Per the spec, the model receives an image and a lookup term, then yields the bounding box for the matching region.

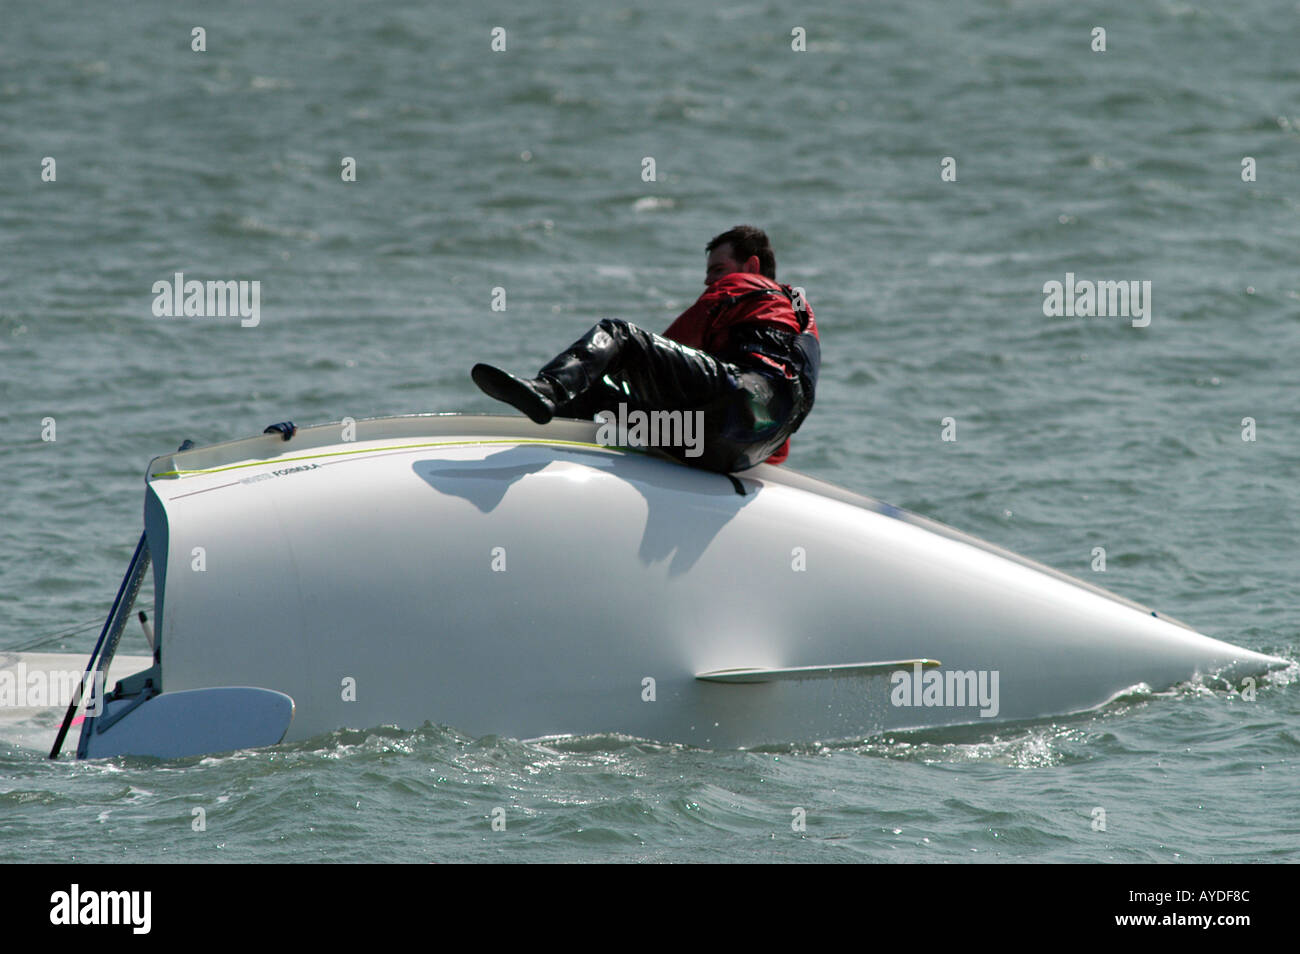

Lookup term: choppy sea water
[2,0,1297,863]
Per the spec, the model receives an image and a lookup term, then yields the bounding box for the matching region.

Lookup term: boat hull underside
[143,418,1281,749]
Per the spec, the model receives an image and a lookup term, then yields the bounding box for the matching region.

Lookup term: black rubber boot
[471,364,563,425]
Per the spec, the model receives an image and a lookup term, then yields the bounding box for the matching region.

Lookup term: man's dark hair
[707,225,776,279]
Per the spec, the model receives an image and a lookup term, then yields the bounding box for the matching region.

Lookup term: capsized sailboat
[40,413,1284,759]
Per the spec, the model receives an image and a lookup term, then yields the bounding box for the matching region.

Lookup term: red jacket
[662,273,817,465]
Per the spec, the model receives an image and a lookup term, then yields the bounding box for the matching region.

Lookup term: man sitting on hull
[471,225,820,473]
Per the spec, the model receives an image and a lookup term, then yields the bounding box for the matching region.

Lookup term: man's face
[705,243,758,286]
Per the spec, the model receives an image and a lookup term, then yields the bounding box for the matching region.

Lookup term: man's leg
[472,318,731,424]
[541,321,804,470]
[541,319,732,410]
[556,376,627,421]
[471,318,799,471]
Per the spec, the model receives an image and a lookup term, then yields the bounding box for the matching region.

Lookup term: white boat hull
[71,414,1284,755]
